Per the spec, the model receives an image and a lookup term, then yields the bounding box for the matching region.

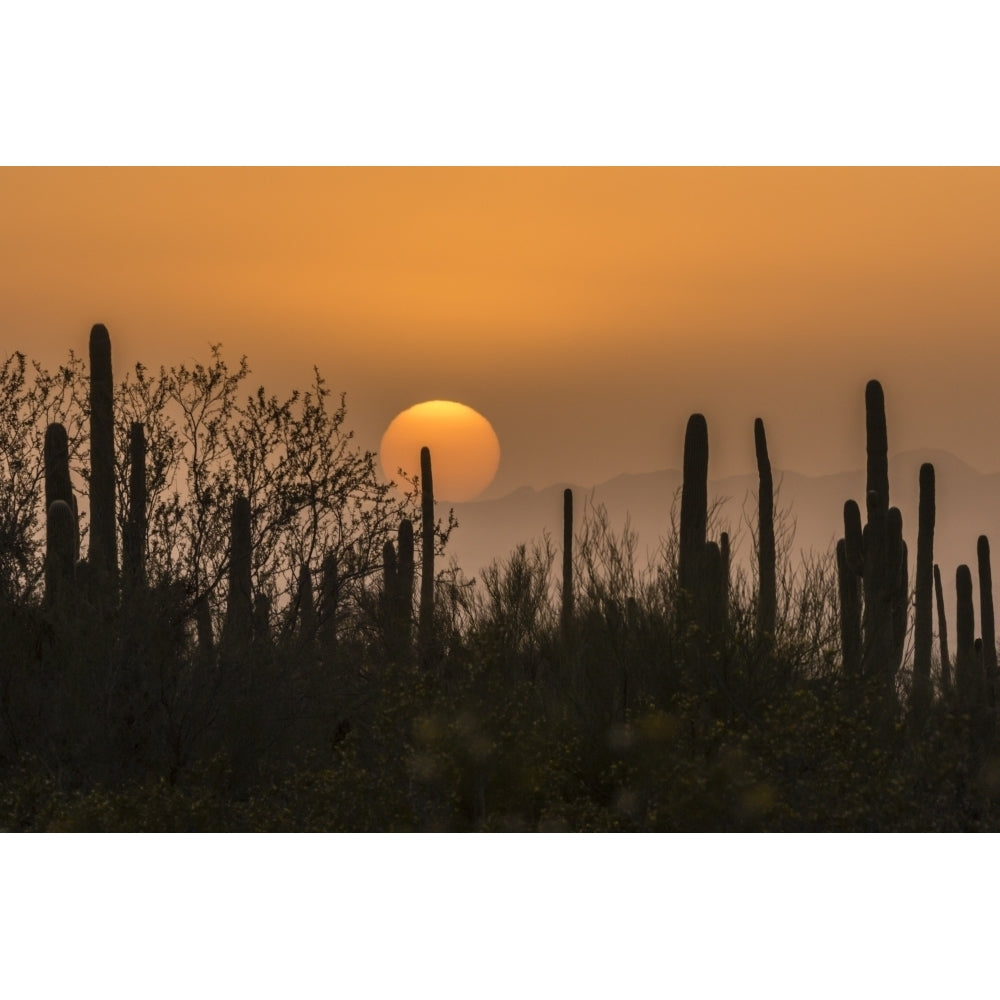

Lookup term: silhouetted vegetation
[3,327,1000,831]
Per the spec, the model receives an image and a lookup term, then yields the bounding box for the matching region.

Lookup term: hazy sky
[3,167,1000,497]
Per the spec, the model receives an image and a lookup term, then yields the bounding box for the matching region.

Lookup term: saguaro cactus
[754,418,776,642]
[223,493,252,649]
[397,517,415,637]
[955,564,979,711]
[419,446,435,669]
[911,463,935,715]
[123,421,147,592]
[678,414,708,598]
[843,380,897,687]
[44,422,73,512]
[977,535,997,711]
[562,488,574,640]
[296,562,317,639]
[45,500,76,609]
[934,564,951,695]
[319,551,339,662]
[88,323,117,583]
[44,422,79,564]
[888,507,908,680]
[703,539,727,639]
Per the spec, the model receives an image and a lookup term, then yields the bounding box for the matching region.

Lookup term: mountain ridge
[444,450,1000,602]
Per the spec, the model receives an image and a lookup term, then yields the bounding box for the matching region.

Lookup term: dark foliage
[2,334,1000,831]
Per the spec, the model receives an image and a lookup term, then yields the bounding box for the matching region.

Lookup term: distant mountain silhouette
[447,450,1000,606]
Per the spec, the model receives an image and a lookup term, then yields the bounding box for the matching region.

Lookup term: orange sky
[3,167,1000,495]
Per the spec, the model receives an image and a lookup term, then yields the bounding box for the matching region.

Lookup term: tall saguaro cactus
[397,517,415,638]
[123,421,147,592]
[296,562,317,639]
[837,538,862,676]
[977,535,997,711]
[679,414,708,598]
[888,507,908,679]
[754,417,776,642]
[934,563,951,695]
[562,487,574,641]
[419,446,435,669]
[319,550,339,663]
[88,323,117,583]
[861,380,892,681]
[955,564,979,712]
[45,500,76,609]
[44,423,73,512]
[223,493,252,649]
[44,421,79,572]
[911,463,935,715]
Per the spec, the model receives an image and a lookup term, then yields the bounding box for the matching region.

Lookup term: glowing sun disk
[380,400,501,502]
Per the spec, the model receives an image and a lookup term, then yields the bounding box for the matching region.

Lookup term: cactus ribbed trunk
[955,564,978,712]
[419,446,435,670]
[754,418,776,642]
[397,518,414,640]
[223,493,252,649]
[861,380,892,682]
[44,422,73,512]
[88,323,117,585]
[297,562,317,639]
[561,488,574,641]
[123,421,147,593]
[44,422,77,606]
[678,414,708,600]
[319,551,339,663]
[911,463,935,715]
[45,500,76,609]
[934,564,951,696]
[719,530,730,629]
[703,539,727,640]
[677,413,708,595]
[888,507,907,682]
[978,535,997,711]
[843,500,863,575]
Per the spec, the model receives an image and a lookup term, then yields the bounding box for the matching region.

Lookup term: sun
[380,400,501,502]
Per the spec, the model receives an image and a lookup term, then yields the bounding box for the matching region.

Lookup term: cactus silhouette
[319,550,339,663]
[383,538,398,599]
[44,422,73,512]
[223,493,252,649]
[843,499,863,575]
[955,564,979,712]
[911,463,935,715]
[562,487,574,641]
[45,499,76,609]
[296,562,317,639]
[977,535,997,711]
[837,538,862,676]
[123,421,147,593]
[678,414,708,599]
[845,380,897,689]
[754,418,776,642]
[934,563,951,695]
[397,517,414,640]
[46,422,81,561]
[888,507,907,680]
[419,446,435,669]
[703,539,727,639]
[88,323,117,584]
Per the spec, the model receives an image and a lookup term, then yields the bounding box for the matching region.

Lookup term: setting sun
[380,400,501,502]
